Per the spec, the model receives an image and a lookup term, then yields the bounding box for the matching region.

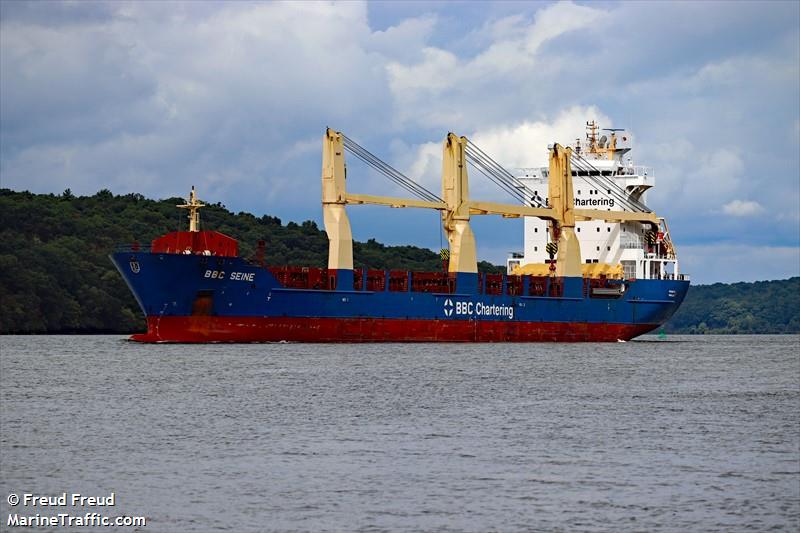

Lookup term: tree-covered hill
[662,277,799,334]
[0,188,501,333]
[0,189,797,335]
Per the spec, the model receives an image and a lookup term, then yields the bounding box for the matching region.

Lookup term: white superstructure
[507,121,684,281]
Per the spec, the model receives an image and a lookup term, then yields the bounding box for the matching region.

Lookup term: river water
[1,335,798,532]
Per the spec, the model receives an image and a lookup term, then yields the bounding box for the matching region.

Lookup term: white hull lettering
[203,270,254,282]
[451,300,514,319]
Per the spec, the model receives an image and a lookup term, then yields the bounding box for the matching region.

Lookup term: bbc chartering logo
[443,298,454,317]
[441,299,515,320]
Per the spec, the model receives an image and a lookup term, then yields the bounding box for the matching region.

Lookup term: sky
[1,0,798,284]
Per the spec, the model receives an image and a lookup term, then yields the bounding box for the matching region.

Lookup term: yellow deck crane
[321,128,660,283]
[444,134,661,277]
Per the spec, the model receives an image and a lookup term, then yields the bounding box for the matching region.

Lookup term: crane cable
[569,155,642,212]
[341,134,442,203]
[465,147,529,204]
[340,134,648,215]
[569,155,637,211]
[462,137,650,214]
[463,140,547,208]
[570,153,651,213]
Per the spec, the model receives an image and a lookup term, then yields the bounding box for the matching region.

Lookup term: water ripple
[0,334,798,532]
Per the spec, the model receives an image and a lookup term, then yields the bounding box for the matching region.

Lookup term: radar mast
[177,186,205,232]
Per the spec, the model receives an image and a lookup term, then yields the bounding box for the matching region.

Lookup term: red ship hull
[132,316,659,343]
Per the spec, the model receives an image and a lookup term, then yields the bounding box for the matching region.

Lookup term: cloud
[673,147,745,204]
[0,2,390,208]
[0,1,798,284]
[388,1,604,89]
[721,199,764,217]
[400,105,612,201]
[385,1,606,129]
[679,244,799,285]
[469,106,611,169]
[369,14,437,63]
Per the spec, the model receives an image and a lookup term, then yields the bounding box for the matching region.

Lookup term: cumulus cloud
[469,106,611,169]
[368,14,437,62]
[387,1,604,91]
[721,200,765,217]
[1,2,391,207]
[0,0,797,283]
[401,105,612,201]
[385,1,606,129]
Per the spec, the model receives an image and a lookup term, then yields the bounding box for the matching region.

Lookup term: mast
[176,186,205,232]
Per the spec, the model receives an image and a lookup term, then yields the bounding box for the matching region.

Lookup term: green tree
[0,188,506,333]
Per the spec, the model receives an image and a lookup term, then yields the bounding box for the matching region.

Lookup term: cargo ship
[111,123,689,342]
